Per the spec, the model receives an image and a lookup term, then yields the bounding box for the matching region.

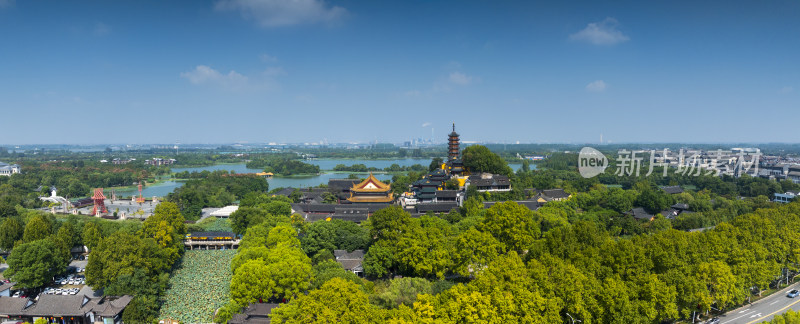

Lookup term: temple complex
[346,173,394,203]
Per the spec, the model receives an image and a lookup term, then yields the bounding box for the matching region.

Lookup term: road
[716,283,800,324]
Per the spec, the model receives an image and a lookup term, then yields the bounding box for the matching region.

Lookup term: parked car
[706,317,720,324]
[788,289,799,298]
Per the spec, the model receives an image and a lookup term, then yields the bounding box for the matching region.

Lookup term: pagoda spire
[448,123,460,161]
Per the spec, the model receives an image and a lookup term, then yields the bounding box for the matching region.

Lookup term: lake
[114,159,528,198]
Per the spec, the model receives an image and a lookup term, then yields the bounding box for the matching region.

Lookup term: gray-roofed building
[774,191,799,203]
[660,186,684,195]
[466,173,511,192]
[541,189,571,201]
[273,187,297,197]
[0,294,132,324]
[660,209,680,219]
[228,303,281,324]
[0,296,28,318]
[292,203,392,223]
[625,207,655,221]
[0,282,14,297]
[671,203,690,211]
[0,162,20,176]
[334,250,365,276]
[328,179,360,192]
[415,202,459,214]
[435,190,459,202]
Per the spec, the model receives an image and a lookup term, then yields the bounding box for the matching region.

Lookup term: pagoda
[448,123,460,161]
[91,188,108,216]
[346,173,394,203]
[446,123,466,176]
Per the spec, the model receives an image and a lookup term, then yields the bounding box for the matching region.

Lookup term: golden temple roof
[350,173,391,192]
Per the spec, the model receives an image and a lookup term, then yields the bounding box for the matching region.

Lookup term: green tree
[264,200,292,216]
[271,278,377,323]
[230,259,273,305]
[86,232,169,290]
[0,217,24,250]
[5,239,69,288]
[0,203,19,218]
[373,277,433,309]
[55,222,79,252]
[267,223,300,248]
[230,207,269,235]
[462,145,513,176]
[480,201,539,253]
[231,246,270,274]
[150,201,187,235]
[367,206,412,242]
[452,227,506,277]
[82,222,103,250]
[22,214,52,243]
[429,157,444,171]
[363,242,395,278]
[309,260,364,290]
[122,295,161,324]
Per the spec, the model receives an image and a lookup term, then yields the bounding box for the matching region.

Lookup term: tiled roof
[415,202,459,213]
[334,249,365,260]
[228,303,280,324]
[0,296,28,315]
[542,189,570,199]
[436,190,458,198]
[626,207,654,220]
[0,282,14,292]
[660,186,684,194]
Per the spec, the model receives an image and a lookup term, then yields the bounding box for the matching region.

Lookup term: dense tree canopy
[5,239,69,288]
[462,145,513,176]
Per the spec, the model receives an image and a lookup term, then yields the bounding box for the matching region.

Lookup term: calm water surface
[115,159,527,197]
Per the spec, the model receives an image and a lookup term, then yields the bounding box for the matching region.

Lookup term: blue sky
[0,0,798,145]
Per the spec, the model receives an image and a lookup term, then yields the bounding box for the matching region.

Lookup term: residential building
[144,158,176,166]
[0,162,20,176]
[228,303,281,324]
[774,191,799,203]
[334,249,365,276]
[0,294,132,324]
[466,173,511,192]
[625,207,655,221]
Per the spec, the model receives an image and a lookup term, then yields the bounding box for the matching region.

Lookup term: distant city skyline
[1,0,798,144]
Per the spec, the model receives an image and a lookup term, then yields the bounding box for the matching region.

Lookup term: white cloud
[0,0,14,8]
[570,18,630,46]
[421,122,431,127]
[93,22,111,36]
[780,86,794,93]
[449,72,473,85]
[586,80,607,92]
[263,66,286,77]
[215,0,347,27]
[181,65,249,89]
[260,53,278,62]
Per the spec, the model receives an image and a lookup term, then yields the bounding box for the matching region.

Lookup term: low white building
[0,162,20,176]
[210,205,239,218]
